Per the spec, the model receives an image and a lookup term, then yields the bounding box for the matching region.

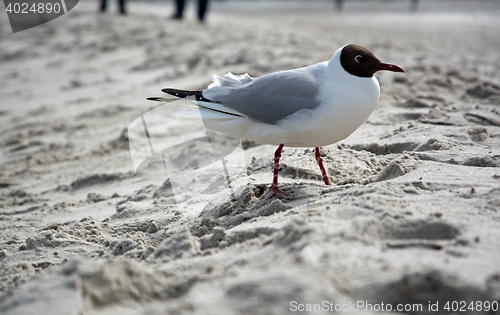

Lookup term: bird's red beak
[376,63,405,73]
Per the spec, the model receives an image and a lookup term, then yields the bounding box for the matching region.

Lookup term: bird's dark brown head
[340,44,405,78]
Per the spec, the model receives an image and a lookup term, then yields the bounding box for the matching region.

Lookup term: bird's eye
[354,55,363,63]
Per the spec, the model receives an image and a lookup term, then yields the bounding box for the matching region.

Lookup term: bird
[147,44,404,198]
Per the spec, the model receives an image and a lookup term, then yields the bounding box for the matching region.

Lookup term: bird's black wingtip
[147,97,161,101]
[160,88,212,102]
[161,88,190,98]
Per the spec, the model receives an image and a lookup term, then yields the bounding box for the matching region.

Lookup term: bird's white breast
[269,62,381,147]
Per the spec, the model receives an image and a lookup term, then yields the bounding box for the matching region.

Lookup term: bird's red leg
[270,144,288,197]
[315,147,331,186]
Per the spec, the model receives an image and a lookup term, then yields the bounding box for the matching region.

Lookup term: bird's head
[340,44,405,78]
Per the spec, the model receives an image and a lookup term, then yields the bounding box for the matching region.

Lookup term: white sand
[1,1,500,314]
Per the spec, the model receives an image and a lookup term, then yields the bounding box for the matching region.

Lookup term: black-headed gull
[148,44,404,197]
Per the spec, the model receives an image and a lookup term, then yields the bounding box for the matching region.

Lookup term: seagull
[148,44,404,197]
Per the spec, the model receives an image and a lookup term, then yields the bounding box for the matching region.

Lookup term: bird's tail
[148,88,244,118]
[147,87,251,138]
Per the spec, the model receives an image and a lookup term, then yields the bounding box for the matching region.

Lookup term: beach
[1,1,500,314]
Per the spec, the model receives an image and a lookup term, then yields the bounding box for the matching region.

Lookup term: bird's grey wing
[203,64,327,125]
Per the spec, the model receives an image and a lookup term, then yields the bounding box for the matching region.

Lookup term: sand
[1,0,500,314]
